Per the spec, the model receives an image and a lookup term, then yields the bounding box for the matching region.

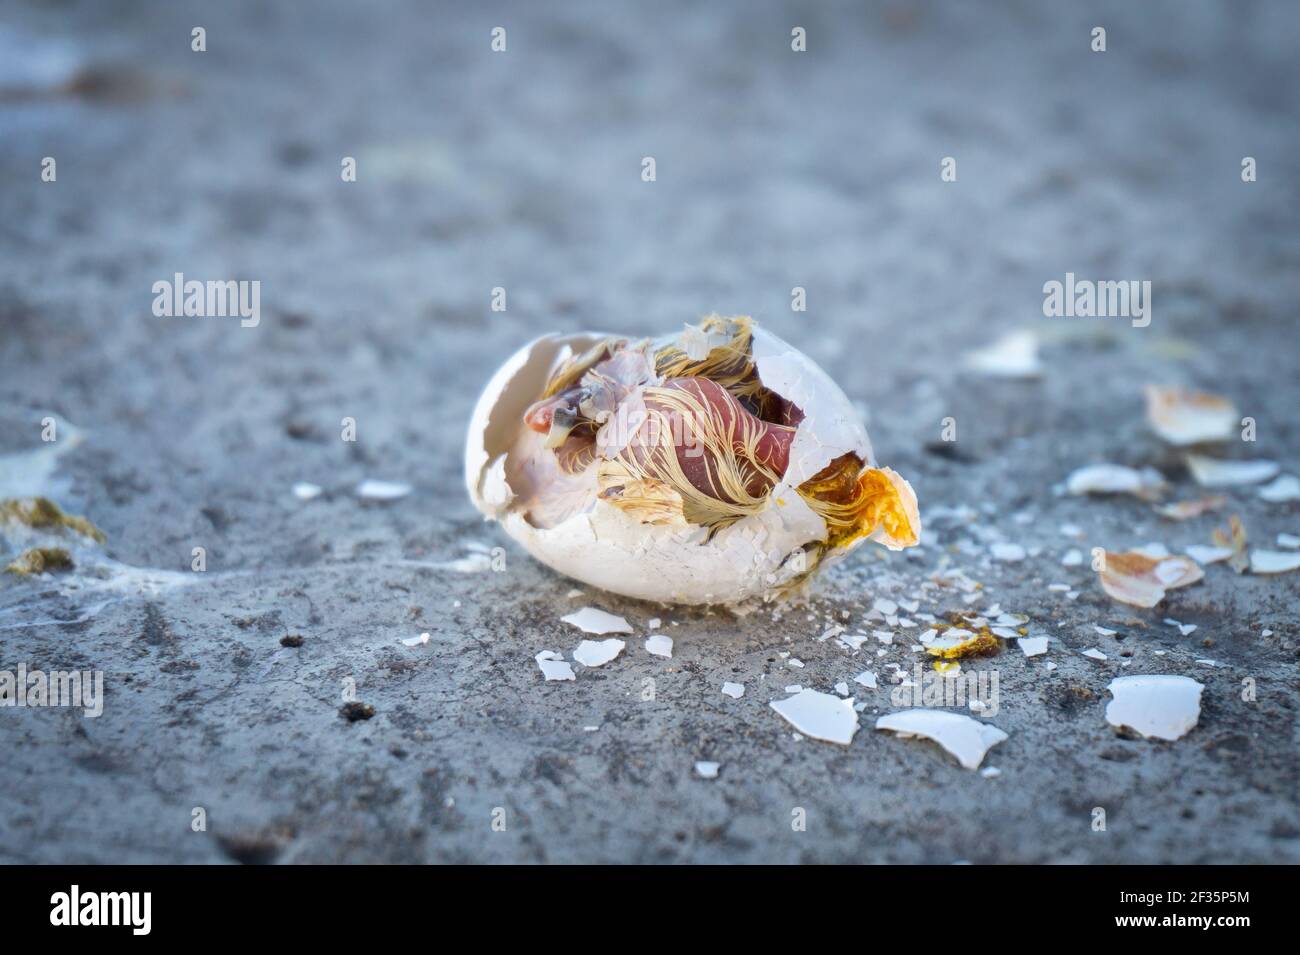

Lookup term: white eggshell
[465,325,906,605]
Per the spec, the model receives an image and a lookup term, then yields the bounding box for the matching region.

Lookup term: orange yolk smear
[797,454,920,551]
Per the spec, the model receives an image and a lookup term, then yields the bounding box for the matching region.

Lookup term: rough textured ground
[1,0,1297,864]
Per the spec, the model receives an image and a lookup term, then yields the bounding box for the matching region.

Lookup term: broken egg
[465,317,921,604]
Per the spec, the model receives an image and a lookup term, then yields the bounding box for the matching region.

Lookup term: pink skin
[523,392,574,434]
[526,377,798,501]
[637,378,795,498]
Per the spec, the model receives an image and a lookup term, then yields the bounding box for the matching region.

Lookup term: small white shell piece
[1104,675,1203,741]
[770,689,859,745]
[465,325,908,605]
[534,651,574,682]
[644,634,673,658]
[875,709,1008,770]
[560,607,632,635]
[1143,386,1237,446]
[1185,455,1279,487]
[572,639,625,667]
[1249,550,1300,575]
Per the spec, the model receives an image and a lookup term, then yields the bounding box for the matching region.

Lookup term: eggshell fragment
[644,633,673,657]
[572,638,625,667]
[1154,495,1225,521]
[770,689,859,745]
[1097,550,1204,608]
[1018,636,1049,657]
[1185,545,1233,565]
[535,651,575,682]
[560,607,632,635]
[1249,550,1300,575]
[875,709,1008,770]
[355,479,411,501]
[1066,464,1165,499]
[962,330,1041,379]
[1143,386,1237,446]
[1105,675,1203,740]
[465,320,920,604]
[1185,455,1279,488]
[1259,474,1300,502]
[292,482,322,501]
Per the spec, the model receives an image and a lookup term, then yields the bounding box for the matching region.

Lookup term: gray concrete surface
[1,0,1297,863]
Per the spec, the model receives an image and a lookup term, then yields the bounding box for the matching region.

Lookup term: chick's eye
[524,388,583,431]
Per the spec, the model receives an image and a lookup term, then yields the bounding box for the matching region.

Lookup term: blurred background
[1,1,1297,863]
[3,0,1298,562]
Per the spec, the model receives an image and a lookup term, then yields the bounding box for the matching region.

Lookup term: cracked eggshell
[465,326,907,605]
